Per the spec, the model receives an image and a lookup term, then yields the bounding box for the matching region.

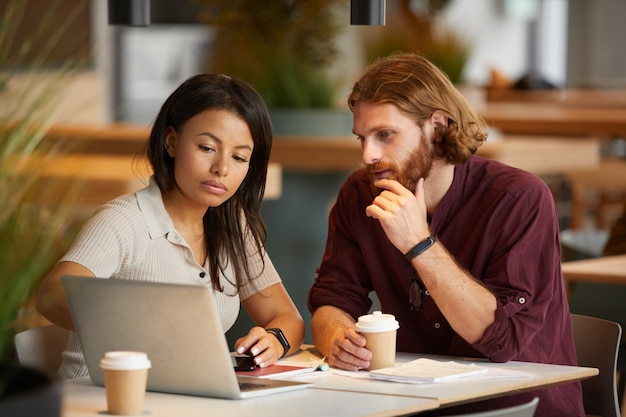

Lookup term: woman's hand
[238,283,305,367]
[234,326,284,367]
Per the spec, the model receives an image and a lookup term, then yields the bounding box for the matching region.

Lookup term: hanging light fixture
[350,0,386,26]
[108,0,150,26]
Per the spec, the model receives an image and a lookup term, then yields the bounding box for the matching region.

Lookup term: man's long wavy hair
[147,74,272,294]
[348,53,488,164]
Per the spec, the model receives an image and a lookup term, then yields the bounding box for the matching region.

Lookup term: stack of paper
[370,358,488,383]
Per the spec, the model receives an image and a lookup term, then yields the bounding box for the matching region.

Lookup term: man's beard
[366,139,434,195]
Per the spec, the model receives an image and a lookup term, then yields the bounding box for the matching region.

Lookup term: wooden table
[484,88,626,108]
[562,254,626,285]
[565,159,626,229]
[475,135,600,176]
[479,102,626,138]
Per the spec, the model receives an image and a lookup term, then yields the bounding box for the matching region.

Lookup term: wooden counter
[270,135,601,174]
[21,154,282,210]
[485,88,626,108]
[562,254,626,285]
[40,124,600,174]
[479,88,626,137]
[479,102,626,137]
[23,124,605,226]
[43,123,149,155]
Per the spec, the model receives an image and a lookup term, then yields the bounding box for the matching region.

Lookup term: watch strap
[404,236,436,262]
[266,327,290,358]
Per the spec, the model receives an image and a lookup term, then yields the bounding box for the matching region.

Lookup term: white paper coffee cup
[100,351,151,415]
[355,311,399,370]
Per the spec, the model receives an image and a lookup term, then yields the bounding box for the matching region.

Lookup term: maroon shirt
[308,156,584,417]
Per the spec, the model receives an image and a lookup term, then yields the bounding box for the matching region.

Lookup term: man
[307,53,584,416]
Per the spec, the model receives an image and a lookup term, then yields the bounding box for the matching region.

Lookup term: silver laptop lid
[62,276,254,399]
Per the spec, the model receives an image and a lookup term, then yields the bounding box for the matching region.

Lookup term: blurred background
[2,0,625,357]
[7,0,626,125]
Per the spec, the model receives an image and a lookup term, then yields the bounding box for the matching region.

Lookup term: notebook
[61,276,312,399]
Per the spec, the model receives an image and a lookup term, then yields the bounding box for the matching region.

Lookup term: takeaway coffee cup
[100,351,151,415]
[355,311,399,370]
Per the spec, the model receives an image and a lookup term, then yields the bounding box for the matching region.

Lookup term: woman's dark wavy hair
[348,53,488,164]
[147,74,272,293]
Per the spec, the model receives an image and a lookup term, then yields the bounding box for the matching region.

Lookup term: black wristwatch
[266,328,290,358]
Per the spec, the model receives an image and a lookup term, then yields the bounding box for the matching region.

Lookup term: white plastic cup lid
[355,311,399,333]
[100,351,151,371]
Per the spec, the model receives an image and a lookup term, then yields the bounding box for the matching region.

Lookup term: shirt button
[199,272,206,278]
[425,290,430,296]
[518,297,526,304]
[434,323,441,329]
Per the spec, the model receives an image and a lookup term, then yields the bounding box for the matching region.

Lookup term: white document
[370,358,489,383]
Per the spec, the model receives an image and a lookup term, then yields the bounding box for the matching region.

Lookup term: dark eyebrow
[197,132,253,151]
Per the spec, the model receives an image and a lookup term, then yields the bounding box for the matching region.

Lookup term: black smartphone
[233,355,256,371]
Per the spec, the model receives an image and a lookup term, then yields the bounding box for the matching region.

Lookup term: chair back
[14,324,70,377]
[571,313,622,417]
[445,397,539,417]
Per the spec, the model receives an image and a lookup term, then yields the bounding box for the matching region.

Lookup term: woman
[36,74,304,378]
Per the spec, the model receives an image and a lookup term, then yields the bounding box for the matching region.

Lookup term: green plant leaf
[0,0,86,367]
[198,0,346,108]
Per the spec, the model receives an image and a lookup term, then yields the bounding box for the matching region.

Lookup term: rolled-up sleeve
[469,179,564,363]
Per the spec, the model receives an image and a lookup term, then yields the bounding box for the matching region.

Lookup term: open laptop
[61,276,312,399]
